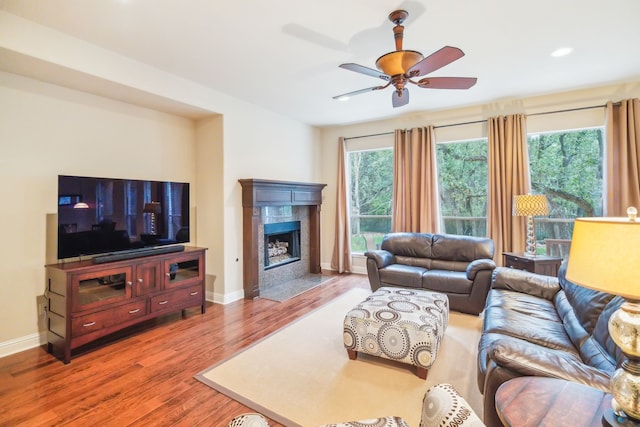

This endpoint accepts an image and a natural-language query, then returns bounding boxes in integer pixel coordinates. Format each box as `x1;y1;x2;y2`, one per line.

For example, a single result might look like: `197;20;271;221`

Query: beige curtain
392;127;440;233
330;137;352;273
487;114;530;264
606;99;640;216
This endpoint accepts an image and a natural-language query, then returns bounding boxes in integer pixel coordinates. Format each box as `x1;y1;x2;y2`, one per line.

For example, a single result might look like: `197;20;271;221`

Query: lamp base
525;215;537;255
604;409;640;426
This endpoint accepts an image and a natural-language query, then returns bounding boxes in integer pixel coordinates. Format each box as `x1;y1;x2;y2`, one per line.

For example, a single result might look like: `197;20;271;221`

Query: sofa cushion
581;296;624;373
486;335;607;389
379;264;426;288
380;232;433;258
431;234;494;261
558;263;617;335
394;255;433;269
422;270;472;294
483;289;576;353
429;259;469;272
491;267;560;300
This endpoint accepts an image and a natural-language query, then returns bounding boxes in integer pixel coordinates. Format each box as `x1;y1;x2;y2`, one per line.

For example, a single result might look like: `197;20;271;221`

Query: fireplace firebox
264;221;301;270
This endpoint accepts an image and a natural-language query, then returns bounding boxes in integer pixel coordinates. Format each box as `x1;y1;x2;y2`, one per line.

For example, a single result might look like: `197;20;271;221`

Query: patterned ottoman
343;287;449;379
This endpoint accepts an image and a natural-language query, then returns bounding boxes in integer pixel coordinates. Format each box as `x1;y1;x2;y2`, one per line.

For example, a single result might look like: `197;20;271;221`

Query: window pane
348;149;393;253
436;139;488;237
527;128;604;254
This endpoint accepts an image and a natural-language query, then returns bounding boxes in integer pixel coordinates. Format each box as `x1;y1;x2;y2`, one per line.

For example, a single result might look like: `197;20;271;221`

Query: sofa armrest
492;267;560;300
364;250;395;269
466;259;496;280
488;338;611;390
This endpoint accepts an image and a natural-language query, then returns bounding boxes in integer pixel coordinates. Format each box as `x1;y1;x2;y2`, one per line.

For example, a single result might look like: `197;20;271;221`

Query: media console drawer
45;246;207;363
150;284;203;313
71;300;147;337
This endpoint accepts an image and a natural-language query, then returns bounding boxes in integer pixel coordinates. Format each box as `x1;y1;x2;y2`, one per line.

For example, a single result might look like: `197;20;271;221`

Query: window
527;127;604;250
436;139;489;236
347;148;393;253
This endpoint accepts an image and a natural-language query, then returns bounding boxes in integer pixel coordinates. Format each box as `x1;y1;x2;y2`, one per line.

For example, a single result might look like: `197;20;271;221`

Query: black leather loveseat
477;263;624;427
364;232;496;315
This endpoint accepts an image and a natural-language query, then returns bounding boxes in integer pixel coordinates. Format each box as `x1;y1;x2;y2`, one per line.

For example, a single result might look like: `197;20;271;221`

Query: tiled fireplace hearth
238;179;327;299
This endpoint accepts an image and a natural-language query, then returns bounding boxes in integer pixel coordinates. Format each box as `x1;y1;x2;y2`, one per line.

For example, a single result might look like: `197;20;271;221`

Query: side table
503;252;563;277
495;377;611;427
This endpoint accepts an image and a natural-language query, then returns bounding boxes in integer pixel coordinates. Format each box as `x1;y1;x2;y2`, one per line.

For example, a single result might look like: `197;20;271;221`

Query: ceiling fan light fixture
375;50;423;76
333;10;476;107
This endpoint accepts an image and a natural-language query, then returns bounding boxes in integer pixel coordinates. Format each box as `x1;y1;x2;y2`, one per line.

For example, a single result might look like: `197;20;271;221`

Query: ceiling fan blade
417;77;478;89
339;63;391;81
333;86;384;100
392;89;409;108
407;46;465;78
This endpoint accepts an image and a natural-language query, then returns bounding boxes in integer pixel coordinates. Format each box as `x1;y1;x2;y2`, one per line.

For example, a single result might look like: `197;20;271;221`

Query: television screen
57;175;190;260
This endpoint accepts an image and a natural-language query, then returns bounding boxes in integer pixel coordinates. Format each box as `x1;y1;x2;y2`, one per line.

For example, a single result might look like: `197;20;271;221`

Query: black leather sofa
477;263;624;427
364;232;496;315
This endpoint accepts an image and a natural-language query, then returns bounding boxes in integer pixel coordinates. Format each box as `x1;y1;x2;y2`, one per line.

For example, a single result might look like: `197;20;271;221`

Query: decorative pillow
420;383;485;427
227;413;270;427
318;416;410;427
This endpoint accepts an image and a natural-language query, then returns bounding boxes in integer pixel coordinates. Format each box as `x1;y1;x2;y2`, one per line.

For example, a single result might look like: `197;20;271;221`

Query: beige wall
319;81;640;273
0;71;197;347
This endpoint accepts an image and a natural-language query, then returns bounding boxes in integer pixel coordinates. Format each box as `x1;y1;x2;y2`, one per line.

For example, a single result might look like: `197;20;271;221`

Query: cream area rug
196;288;483;426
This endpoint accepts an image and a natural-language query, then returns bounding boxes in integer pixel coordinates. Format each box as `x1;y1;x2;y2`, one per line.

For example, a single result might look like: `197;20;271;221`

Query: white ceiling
1;0;639;127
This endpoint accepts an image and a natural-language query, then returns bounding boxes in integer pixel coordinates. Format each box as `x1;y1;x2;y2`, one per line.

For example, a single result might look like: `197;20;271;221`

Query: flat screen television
57;175;190;260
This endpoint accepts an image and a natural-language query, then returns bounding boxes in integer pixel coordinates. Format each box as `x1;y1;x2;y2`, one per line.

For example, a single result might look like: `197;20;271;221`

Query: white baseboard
0;331;46;359
207;289;244;305
321;262;367;275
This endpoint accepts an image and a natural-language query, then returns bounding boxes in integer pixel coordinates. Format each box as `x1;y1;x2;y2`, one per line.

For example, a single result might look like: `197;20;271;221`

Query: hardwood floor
0;274;369;427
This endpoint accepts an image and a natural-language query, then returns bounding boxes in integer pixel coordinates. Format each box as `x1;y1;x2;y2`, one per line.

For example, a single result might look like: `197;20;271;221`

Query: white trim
350;265;367;275
0;331;46;359
207;289;244;305
321;262;367;275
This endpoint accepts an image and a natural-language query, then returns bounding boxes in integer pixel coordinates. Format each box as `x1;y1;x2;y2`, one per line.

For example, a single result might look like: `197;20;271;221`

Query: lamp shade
566;217;640;300
143;202;161;214
512;194;549;217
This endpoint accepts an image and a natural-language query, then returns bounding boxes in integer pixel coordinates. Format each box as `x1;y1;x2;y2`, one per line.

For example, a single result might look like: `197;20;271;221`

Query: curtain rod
343;103;613;140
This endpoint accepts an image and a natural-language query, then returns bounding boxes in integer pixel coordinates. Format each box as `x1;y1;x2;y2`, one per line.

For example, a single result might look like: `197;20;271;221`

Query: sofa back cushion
431;234;494;262
381;232;434;258
380;232;494;263
557;262;624;372
558;262;616;334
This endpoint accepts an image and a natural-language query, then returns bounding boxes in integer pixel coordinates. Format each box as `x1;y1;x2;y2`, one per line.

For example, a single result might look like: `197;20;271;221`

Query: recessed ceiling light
551;47;573;58
337;96;350;102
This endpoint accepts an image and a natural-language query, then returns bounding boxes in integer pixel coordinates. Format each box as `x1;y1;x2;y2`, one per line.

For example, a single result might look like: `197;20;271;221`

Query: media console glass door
72;267;132;311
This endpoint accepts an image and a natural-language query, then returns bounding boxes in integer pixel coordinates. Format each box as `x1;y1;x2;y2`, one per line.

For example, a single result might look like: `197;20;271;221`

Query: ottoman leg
346;349;357;360
416;366;428;380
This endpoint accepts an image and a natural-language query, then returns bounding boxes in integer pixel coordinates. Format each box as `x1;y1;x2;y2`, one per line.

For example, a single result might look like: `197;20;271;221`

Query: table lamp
143;202;162;235
512;194;549;255
566;207;640;425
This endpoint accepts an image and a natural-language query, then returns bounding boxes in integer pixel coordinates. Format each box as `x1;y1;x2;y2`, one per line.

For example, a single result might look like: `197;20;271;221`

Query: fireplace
264;221;301;269
238;179;326;299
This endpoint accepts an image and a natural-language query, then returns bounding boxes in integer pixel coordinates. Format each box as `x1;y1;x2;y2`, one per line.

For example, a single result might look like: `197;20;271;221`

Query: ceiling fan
333;10;477;108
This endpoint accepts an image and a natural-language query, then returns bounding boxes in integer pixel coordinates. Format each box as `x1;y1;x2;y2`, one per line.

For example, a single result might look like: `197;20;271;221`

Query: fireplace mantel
238;179;327;298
